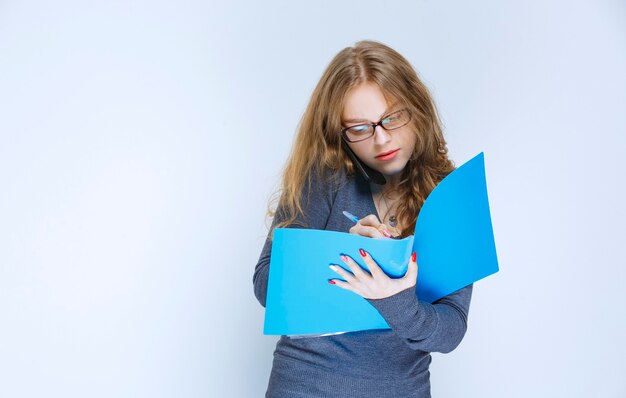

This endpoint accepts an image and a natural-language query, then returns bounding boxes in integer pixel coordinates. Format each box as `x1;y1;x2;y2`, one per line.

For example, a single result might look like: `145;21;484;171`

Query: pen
342;211;360;223
342;211;394;238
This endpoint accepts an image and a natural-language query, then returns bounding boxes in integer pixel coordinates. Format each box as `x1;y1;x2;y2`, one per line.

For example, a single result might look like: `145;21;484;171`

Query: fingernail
340;255;348;262
382;230;392;238
328;280;336;285
359;248;366;257
329;265;337;271
411;252;416;262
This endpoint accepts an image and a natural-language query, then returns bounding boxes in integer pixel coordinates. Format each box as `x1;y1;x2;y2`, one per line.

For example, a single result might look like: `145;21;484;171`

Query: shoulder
306;165;351;200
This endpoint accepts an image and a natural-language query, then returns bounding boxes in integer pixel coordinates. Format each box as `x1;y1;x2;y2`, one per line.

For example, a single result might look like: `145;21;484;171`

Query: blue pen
342;211;360;223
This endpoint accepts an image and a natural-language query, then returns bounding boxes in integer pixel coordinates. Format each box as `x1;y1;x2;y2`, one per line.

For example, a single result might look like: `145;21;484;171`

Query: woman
253;40;473;398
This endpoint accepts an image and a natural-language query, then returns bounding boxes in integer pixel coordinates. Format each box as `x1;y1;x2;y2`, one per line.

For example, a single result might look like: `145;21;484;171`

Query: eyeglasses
339;108;411;143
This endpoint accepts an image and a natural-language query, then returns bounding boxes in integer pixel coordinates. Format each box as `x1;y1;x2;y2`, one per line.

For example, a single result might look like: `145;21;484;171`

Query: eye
348;124;369;132
382;113;400;124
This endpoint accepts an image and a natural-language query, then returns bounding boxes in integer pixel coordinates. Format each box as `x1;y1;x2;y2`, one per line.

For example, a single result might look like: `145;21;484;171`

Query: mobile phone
341;139;387;185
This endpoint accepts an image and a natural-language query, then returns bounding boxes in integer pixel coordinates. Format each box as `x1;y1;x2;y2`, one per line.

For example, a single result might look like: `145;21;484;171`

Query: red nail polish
328;280;336;285
411;252;416;262
359;249;366;257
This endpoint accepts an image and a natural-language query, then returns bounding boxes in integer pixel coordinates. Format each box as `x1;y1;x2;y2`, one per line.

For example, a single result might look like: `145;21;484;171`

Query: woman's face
341;82;416;184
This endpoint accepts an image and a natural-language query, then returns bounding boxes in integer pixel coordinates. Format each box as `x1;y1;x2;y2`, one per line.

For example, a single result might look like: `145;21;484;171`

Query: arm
252;170;337;307
366;283;473;353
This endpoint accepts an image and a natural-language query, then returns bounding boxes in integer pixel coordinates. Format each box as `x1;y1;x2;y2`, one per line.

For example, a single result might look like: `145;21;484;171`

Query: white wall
1;0;624;396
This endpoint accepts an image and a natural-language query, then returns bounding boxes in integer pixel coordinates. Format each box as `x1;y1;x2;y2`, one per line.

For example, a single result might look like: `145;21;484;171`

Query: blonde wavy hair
265;40;455;241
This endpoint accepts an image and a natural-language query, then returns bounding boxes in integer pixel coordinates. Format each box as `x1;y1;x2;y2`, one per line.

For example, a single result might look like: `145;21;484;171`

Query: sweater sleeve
366;283;473;353
252;170;337;308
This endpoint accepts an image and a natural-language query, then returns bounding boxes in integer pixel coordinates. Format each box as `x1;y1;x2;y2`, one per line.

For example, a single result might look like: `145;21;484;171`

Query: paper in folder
263;152;499;336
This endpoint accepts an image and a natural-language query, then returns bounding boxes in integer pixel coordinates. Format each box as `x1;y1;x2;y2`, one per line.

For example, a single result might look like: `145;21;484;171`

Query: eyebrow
342;104;400;124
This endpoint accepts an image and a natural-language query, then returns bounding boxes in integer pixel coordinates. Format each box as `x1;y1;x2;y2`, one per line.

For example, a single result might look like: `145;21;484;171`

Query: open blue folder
264;152;499;336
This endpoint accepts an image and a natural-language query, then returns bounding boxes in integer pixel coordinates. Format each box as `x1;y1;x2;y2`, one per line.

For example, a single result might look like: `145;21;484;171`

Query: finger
329;264;356;283
357;248;386;279
328;278;353;292
377;224;393;238
403;251;418;283
358;214;383;227
359;215;393;238
357;214;393;237
349;224;385;239
340;254;371;280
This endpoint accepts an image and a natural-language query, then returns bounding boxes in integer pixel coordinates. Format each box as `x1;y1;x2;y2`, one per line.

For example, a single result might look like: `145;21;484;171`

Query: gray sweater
253;167;473;398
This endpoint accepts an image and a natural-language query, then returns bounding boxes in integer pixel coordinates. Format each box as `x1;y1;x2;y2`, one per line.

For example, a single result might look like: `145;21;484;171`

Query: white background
1;0;625;397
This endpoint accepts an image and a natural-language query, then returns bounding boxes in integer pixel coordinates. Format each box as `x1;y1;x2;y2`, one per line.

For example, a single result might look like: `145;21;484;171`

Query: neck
388;172;404;191
370;178;400;200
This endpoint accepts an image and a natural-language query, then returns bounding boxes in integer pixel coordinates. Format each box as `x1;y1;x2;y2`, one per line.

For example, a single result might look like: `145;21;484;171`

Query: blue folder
264;152;499;336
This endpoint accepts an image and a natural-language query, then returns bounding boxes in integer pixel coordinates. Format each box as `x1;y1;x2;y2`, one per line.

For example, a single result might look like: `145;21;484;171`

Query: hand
349;214;394;239
328;249;418;300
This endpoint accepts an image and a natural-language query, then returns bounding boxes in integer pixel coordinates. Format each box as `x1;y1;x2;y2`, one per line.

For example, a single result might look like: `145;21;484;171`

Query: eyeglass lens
344;109;409;142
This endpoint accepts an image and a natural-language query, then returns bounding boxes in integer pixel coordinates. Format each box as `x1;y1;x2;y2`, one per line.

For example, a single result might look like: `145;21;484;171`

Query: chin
382;163;407;177
367;159;406;179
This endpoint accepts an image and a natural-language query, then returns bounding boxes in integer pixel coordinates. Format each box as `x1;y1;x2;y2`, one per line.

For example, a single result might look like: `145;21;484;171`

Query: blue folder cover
264;152;499;336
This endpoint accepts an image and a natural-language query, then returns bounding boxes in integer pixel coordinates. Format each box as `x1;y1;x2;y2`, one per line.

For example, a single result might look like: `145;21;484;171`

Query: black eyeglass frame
339;108;412;143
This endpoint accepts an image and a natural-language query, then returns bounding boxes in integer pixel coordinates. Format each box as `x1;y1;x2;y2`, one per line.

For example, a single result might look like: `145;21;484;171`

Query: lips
375;149;399;158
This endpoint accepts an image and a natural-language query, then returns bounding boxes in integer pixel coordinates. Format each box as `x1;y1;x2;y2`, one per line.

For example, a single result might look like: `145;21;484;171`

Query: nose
373;125;391;146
